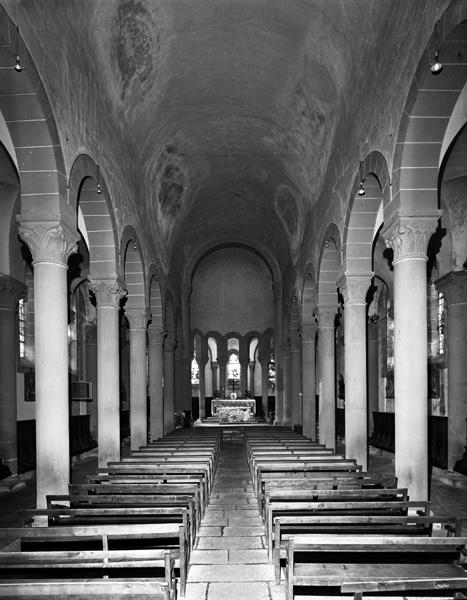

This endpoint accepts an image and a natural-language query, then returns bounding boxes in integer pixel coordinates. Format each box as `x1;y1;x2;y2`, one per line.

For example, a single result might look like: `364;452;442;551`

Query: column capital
18;220;79;266
211;361;219;371
147;325;165;344
316;306;335;329
301;322;317;340
382;212;441;263
0;274;27;309
89;278;127;309
436;270;467;305
339;274;372;306
126;308;150;330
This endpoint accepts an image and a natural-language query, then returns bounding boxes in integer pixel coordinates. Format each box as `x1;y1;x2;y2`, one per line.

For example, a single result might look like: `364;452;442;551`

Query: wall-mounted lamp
14;25;23;72
430;50;443;74
96;165;102;195
325;240;329;248
357;160;365;196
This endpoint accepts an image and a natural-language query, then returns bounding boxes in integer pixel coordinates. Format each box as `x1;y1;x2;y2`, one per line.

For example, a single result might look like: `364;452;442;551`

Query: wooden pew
0;522;187;596
285;534;467;600
342;575;467;599
273;514;461;583
0;544;176;599
69;481;203;525
47;493;198;544
264;488;411;558
253;459;361;498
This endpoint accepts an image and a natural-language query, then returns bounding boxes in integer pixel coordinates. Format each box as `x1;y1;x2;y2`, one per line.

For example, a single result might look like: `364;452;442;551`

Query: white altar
211;398;256;423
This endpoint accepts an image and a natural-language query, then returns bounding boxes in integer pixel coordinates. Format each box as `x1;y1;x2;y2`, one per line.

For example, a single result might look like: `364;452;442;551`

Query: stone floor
0;428;466;599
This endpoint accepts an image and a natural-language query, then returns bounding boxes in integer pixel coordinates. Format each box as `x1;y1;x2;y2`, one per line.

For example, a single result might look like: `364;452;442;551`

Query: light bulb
14;55;23;72
431;51;443;74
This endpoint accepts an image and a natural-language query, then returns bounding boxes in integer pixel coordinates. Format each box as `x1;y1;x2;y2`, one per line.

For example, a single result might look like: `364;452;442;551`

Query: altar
211;398;256;423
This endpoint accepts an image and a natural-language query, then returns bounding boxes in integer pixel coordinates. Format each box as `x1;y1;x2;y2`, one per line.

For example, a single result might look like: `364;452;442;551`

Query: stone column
18;221;78;508
198;343;209;420
85;322;98;440
126;309;149;451
367;317;379;438
248;361;256;396
290;334;302;428
148;325;164;442
0;275;27;476
259;358;269;418
317;307;336;450
302;322;317;441
340;275;371;471
281;340;291;427
211;361;219;397
239;340;249;396
436;271;467;471
384;214;439;501
163;336;176;434
217;351;227;398
89;279;127;468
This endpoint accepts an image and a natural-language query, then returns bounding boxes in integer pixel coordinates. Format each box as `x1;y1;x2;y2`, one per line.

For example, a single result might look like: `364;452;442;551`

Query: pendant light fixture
357;161;365;196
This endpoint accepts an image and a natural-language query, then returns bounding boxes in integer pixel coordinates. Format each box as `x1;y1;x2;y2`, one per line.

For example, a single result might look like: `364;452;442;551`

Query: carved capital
382;213;440;263
18;220;79;266
316;307;335;329
126;308;150;330
147;325;165;344
89;278;127;308
436;271;467;306
339;274;372;306
211;361;219;371
0;275;27;310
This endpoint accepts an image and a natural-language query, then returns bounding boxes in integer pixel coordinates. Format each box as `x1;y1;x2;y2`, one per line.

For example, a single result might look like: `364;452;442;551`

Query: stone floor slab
198;526;222;536
197;536;263;550
206;581;271;600
228;548;268;562
190;549;229;564
223;525;264;536
184;582;208;600
188;564;275;582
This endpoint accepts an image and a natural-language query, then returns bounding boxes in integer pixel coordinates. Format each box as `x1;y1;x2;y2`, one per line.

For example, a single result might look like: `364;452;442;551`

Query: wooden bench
0;521;188;596
47;493;198;545
342;575;467;599
264;488;411;558
254;460;361;498
273;514;460;583
69;481;203;524
113;459;213;492
0;537;176;599
285;534;467;600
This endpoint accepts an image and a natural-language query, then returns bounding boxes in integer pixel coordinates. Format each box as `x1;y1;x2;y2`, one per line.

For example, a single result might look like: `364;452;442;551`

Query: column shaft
148;329;164;441
317;309;336;450
290;342;302;428
281;343;291;426
367;319;379;439
129;327;148;450
164;341;176;433
261;362;269;418
302;323;317;440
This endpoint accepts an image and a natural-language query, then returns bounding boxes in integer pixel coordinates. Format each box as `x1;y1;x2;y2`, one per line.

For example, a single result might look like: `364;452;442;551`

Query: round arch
317;224;342;307
69;154;119;281
120;226;146;312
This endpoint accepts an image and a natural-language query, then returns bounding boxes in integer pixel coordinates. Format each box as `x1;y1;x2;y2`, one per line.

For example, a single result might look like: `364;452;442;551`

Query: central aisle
185;429;282;600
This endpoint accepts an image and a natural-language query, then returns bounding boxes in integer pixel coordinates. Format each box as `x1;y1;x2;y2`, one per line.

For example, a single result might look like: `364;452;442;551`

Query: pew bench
266;499;430;561
285;534;467;600
47;493;197;541
0;521;188;596
273;515;460;583
0;546;176;599
69;481;203;524
254;460;362;498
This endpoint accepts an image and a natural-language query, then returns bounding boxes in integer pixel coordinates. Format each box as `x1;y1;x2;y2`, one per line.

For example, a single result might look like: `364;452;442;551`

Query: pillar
249;361;256;396
302;322;317;440
273;283;283;425
148;325;164;441
367;316;379;438
89;279;127;468
317;307;336;450
260;358;269;418
436;271;467;471
281;340;291;427
163;336;176;434
18;221;78;508
198;343;209;420
290;334;302;428
218;350;227;398
340;275;371;471
240;340;249;396
211;361;219;398
127;309;149;451
0;275;27;476
384;214;439;501
85;322;98;440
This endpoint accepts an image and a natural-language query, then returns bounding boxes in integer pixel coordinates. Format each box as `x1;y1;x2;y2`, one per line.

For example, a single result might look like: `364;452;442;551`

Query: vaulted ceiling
3;0;448;281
